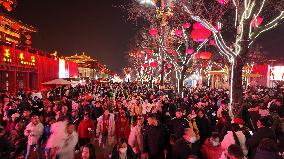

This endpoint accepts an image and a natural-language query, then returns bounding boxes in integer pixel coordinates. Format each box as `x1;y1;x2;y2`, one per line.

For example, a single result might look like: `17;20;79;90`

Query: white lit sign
270;66;284;81
59;59;70;78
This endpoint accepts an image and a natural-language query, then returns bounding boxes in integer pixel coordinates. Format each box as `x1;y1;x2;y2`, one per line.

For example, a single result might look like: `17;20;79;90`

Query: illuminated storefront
0;44;78;92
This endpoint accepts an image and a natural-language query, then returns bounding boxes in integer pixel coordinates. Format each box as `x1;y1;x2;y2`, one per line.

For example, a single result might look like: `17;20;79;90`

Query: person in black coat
167;108;189;139
195;109;211;144
247;117;276;158
254;138;282;159
143;114;169;159
172;128;202;159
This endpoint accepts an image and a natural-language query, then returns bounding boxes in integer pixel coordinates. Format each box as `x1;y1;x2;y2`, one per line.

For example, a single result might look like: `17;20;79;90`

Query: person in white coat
24;115;44;159
57;123;78;159
128;117;144;155
221;123;248;157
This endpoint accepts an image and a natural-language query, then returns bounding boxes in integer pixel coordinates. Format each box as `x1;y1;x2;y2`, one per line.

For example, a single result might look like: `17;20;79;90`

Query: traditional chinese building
66;52;110;79
0;0;78;92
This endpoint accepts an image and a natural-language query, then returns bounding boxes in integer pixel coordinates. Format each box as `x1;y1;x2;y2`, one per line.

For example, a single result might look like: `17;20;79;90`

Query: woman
81;144;96;159
111;138;135;159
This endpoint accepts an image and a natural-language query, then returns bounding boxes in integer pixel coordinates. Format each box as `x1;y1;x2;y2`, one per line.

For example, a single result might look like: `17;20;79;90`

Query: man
247;116;276;158
24;115;44;159
91;101;104;121
223;144;246;159
128;117;144;156
173;128;201;159
143;114;169;159
57;123;78;159
168;108;189;139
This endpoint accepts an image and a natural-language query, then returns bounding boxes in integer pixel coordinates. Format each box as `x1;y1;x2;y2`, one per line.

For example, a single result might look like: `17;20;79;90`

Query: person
143;113;169;159
78;112;95;147
168;108;189;139
195;109;211;144
96;109;116;158
221;123;248;156
201;132;224;159
254;138;282;159
128;116;144;156
56;123;78;159
24;115;44;159
81;143;96;159
221;144;247;159
111;138;135;159
115;110;131;141
247;116;276;158
173;128;201;159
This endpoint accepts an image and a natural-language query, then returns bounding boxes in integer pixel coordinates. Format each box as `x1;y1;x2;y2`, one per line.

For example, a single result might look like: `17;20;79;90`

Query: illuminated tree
177;0;284;115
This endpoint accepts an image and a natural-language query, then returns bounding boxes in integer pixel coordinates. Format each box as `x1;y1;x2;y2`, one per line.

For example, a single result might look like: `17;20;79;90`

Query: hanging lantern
193;22;206;29
25;34;32;39
3;2;12;12
25;40;32;45
217;0;229;4
194;52;212;60
209;40;216;45
12;23;20;30
174;29;183;36
146;49;153;54
167;63;172;69
191;28;212;42
149;28;158;36
150;61;159;67
142;63;148;68
251;16;263;27
184;23;191;29
186;49;195;55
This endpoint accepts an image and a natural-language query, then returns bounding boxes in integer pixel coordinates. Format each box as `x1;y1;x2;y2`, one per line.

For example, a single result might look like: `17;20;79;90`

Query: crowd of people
0;81;283;159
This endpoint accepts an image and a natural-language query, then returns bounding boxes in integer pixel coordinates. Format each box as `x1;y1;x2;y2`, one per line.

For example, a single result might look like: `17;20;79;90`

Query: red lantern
3;2;12;12
193;22;206;29
209;40;216;45
191;28;212;42
194;52;212;60
251;16;263;27
175;29;183;36
25;34;32;39
12;23;20;30
146;49;153;54
25;40;32;45
217;0;229;4
167;63;172;69
142;63;148;68
186;49;194;55
184;23;191;29
149;28;158;36
150;61;159;68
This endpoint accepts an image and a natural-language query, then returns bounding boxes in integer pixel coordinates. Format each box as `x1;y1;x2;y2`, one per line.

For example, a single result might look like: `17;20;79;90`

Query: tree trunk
178;67;187;94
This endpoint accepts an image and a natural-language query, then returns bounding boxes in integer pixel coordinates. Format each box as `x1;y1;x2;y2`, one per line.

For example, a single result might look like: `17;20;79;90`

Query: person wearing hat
167;108;189;139
77;112;95;147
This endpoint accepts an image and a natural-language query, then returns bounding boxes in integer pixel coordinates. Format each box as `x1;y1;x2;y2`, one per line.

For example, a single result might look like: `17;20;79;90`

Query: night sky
6;0;284;73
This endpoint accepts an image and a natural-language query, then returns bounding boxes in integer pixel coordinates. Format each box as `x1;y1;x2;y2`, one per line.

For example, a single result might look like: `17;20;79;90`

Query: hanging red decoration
12;23;20;30
193;22;206;29
167;49;173;53
184;23;191;29
164;68;168;72
217;0;229;4
175;29;183;36
149;28;158;36
25;40;32;45
145;49;154;54
150;61;159;68
191;28;212;42
25;34;32;39
209;40;216;45
3;2;12;12
194;52;212;60
186;49;194;55
167;63;172;69
251;16;263;27
142;63;148;68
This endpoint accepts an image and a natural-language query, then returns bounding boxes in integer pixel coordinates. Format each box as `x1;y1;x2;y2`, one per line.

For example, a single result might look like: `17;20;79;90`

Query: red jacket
201;139;224;159
115;118;130;140
77;119;95;139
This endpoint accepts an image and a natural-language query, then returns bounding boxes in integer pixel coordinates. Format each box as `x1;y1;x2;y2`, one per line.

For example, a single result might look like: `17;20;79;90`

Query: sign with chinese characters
19;52;36;66
3;48;12;63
